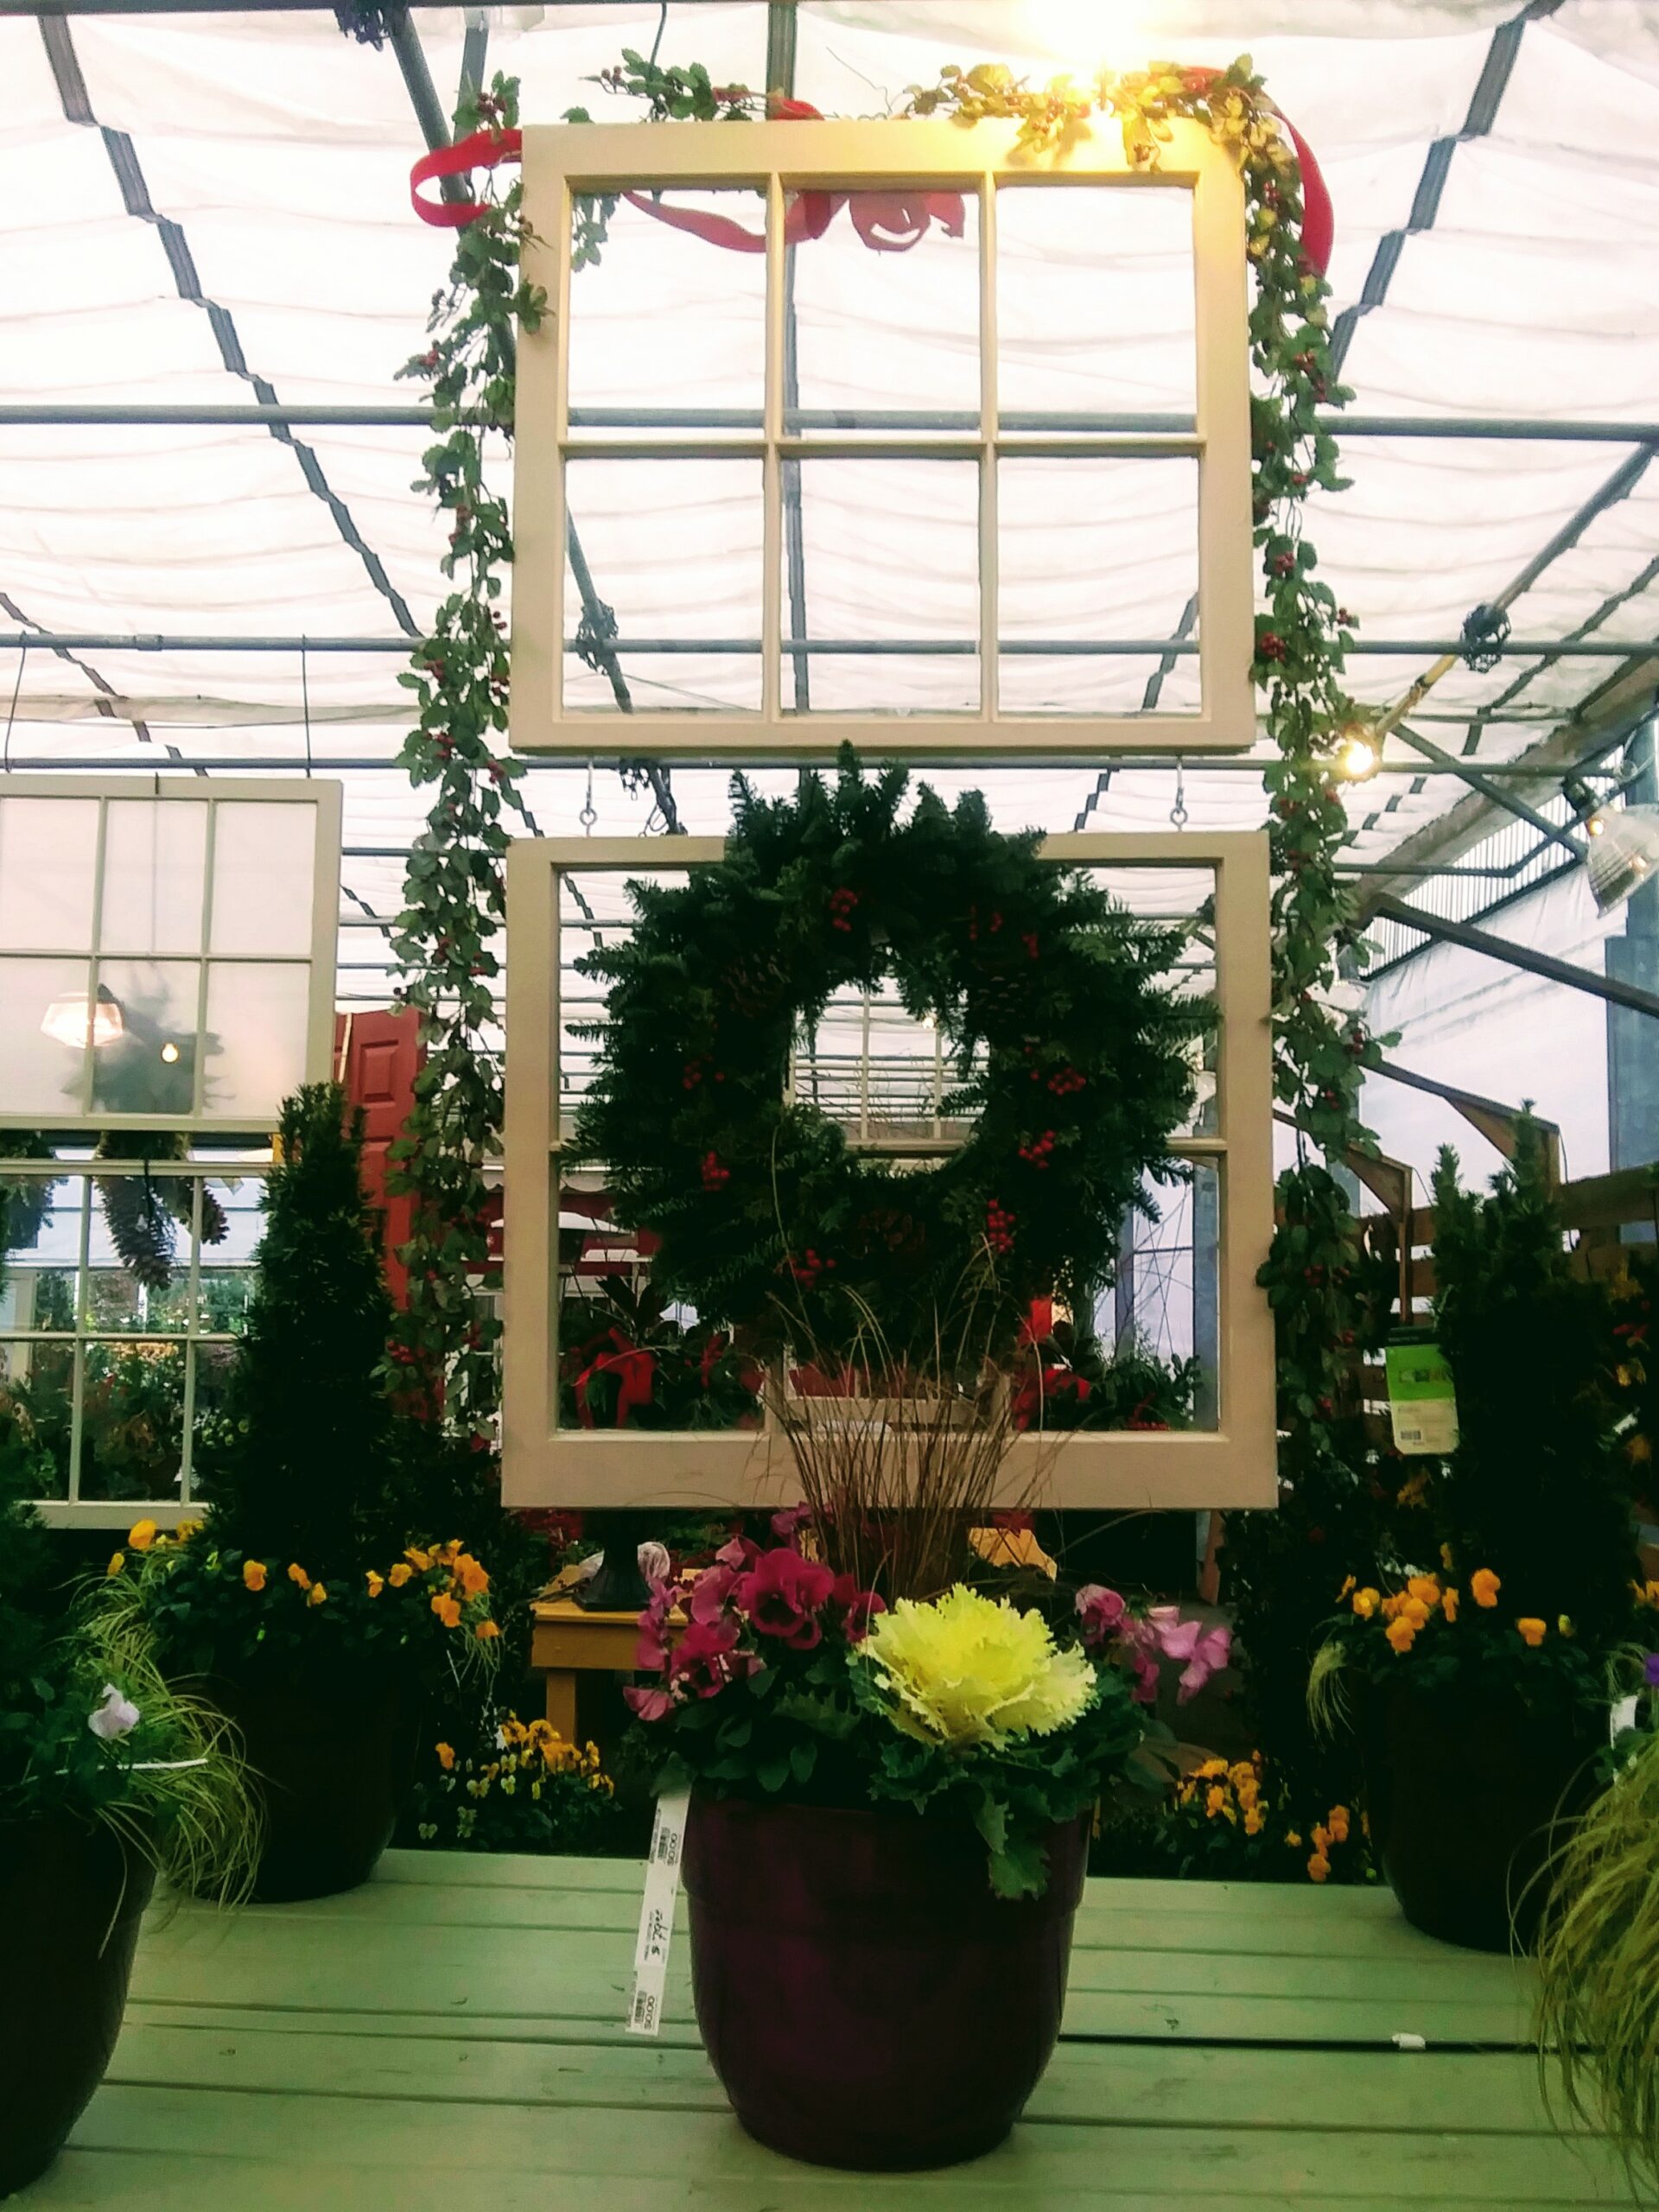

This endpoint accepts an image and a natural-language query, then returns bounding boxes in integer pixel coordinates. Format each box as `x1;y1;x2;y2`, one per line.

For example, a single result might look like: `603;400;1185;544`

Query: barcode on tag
625;1787;690;2038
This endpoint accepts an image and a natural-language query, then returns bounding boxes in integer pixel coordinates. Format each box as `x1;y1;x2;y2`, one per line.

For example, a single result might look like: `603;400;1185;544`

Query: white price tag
625;1787;690;2037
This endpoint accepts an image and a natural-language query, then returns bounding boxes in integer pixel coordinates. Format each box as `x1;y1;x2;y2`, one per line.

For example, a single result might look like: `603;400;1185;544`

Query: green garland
573;754;1203;1352
390;75;542;1447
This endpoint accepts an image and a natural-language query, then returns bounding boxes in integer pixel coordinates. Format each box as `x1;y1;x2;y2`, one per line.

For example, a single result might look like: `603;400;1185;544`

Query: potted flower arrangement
1309;1120;1648;1949
404;1709;624;1853
0;1463;255;2195
626;1446;1227;2171
114;1085;504;1902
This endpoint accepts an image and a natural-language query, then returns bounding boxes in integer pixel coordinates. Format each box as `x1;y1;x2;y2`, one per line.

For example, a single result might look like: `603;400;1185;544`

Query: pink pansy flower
830;1573;886;1643
669;1616;757;1700
733;1548;836;1649
1076;1584;1128;1650
1146;1606;1233;1702
623;1683;674;1722
770;1503;815;1548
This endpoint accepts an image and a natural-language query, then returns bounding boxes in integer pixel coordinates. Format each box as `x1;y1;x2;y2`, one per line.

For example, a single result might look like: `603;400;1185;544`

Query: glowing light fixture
160;1041;181;1065
1332;722;1382;781
39;986;124;1051
1586;804;1659;913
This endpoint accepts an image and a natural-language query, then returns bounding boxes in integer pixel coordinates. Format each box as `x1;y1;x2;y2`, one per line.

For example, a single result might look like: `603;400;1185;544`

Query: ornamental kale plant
625;1522;1230;1897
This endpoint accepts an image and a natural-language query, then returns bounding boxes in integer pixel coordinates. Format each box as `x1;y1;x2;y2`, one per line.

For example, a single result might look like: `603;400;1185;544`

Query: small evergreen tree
202;1084;394;1565
1431;1115;1638;1648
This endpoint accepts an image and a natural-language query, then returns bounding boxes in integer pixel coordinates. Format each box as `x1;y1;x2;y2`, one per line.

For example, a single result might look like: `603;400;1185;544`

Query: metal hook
580;759;597;834
1170;754;1188;831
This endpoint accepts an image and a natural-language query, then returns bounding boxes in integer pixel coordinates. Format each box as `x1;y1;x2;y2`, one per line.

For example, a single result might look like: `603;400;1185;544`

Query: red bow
410;85;1330;279
572;1327;657;1428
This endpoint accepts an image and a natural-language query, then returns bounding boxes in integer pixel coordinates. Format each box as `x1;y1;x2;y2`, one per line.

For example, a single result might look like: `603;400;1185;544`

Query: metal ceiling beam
1389;721;1584;861
1369;893;1659;1020
6;405;1659;442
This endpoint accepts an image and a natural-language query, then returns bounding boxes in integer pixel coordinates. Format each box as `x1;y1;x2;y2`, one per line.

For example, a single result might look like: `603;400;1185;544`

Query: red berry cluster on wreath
1034;1065;1086;1096
682;1056;725;1091
829;887;860;932
1018;1130;1057;1169
985;1199;1015;1256
1021;931;1039;960
700;1151;731;1191
967;905;1004;943
785;1247;837;1287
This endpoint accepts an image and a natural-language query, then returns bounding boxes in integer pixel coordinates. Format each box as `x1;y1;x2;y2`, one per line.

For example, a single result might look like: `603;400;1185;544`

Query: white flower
87;1684;141;1741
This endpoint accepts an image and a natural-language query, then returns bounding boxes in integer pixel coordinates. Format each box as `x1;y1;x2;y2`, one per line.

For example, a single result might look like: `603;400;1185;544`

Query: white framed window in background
511;117;1254;760
0;1154;269;1527
0;778;340;1134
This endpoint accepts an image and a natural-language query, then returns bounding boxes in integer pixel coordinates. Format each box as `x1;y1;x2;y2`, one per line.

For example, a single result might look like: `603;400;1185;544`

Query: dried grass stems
1534;1729;1659;2192
769;1268;1057;1605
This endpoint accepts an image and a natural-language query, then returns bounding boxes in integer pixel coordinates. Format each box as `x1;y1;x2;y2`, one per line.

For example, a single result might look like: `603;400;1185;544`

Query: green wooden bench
25;1851;1628;2209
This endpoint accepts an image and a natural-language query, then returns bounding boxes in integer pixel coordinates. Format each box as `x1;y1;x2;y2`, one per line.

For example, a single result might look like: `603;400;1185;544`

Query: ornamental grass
1535;1726;1659;2189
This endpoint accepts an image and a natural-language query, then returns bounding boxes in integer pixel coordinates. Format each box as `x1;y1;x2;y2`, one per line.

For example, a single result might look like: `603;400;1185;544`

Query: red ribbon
410;83;1330;276
572;1328;658;1428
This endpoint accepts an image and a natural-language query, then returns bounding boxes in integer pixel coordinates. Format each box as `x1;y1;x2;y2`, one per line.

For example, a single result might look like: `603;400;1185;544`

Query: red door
334;1008;423;1305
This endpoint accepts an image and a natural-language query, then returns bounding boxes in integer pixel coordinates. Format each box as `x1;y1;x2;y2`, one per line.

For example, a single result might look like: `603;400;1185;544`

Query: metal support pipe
4;404;1659;441
1;631;1647;660
1390;721;1584;861
1370;892;1659;1019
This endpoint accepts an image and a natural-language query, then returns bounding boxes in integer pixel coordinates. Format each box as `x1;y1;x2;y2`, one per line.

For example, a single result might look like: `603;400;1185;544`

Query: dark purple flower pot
0;1815;156;2197
683;1795;1088;2171
1360;1680;1604;1952
213;1673;420;1904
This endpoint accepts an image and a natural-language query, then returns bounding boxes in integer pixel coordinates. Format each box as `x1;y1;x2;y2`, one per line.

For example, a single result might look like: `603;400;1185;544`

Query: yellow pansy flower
128;1518;158;1552
307;1582;327;1607
365;1569;385;1597
388;1562;414;1589
1385;1618;1416;1655
435;1742;455;1771
1441;1587;1459;1623
1351;1587;1380;1619
1516;1616;1547;1648
106;1552;125;1578
287;1562;311;1591
243;1560;268;1592
431;1592;462;1629
1471;1568;1501;1609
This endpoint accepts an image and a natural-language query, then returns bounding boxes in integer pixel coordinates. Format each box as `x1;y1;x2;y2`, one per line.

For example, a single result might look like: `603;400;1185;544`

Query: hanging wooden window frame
511;117;1255;761
0;774;341;1138
502;828;1276;1510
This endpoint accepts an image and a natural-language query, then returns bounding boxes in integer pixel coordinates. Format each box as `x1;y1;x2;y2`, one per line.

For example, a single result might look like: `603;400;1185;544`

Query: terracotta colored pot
1360;1680;1604;1951
215;1673;419;1904
683;1795;1088;2171
0;1815;156;2196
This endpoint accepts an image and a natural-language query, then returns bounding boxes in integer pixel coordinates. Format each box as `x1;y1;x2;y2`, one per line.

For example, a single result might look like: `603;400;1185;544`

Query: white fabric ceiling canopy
2;0;1656;1072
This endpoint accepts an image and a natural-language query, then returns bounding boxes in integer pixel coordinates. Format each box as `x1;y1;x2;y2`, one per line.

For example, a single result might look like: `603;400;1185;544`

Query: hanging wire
1170;754;1189;830
580;758;597;833
648;1;669;67
3;638;25;773
300;638;314;779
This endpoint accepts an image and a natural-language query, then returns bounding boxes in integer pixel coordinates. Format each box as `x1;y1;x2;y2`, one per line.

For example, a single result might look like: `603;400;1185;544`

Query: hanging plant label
626;1786;691;2037
1384;1337;1459;1456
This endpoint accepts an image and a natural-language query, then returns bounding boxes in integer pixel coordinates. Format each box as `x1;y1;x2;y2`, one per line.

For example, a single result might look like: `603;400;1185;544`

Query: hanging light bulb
39;986;124;1051
1332;721;1382;781
1586;804;1659;912
160;1041;181;1065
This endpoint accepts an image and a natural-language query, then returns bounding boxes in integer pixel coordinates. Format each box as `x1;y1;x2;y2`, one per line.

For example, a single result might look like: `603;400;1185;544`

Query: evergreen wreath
573;753;1204;1352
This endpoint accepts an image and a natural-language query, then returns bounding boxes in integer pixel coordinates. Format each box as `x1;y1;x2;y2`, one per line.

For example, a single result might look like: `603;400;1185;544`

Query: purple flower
1077;1584;1128;1652
87;1684;141;1741
1643;1650;1659;1690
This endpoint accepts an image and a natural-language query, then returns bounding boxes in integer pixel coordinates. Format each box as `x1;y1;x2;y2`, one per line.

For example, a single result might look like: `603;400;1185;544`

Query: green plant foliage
558;1276;763;1432
574;752;1203;1354
200;1084;396;1566
0;1464;258;1901
388;72;542;1455
1535;1724;1659;2190
1433;1118;1639;1645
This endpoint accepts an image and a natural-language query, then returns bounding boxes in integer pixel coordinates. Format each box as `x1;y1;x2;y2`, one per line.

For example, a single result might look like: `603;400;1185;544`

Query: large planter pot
683;1795;1088;2171
1360;1680;1603;1952
0;1815;156;2196
214;1673;419;1904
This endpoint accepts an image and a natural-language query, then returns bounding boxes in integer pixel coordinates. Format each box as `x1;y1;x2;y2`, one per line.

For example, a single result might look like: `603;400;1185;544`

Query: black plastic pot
0;1815;155;2196
1360;1679;1604;1951
214;1672;420;1904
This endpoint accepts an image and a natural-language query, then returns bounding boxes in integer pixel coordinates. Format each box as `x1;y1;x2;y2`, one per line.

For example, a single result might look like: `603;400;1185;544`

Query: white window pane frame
502;831;1275;1510
512;117;1255;761
0;777;340;1135
0;1156;268;1528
